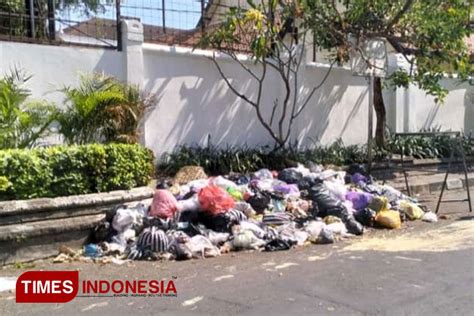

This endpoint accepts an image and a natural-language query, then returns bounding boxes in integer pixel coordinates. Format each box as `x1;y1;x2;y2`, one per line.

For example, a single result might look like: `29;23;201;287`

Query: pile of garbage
79;164;438;262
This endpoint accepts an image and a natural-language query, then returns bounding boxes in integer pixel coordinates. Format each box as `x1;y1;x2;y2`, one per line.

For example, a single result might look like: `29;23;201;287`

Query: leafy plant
0;144;154;201
57;73;153;145
158;134;473;176
0;69;57;150
199;0;333;148
303;0;473;146
0;0;25;37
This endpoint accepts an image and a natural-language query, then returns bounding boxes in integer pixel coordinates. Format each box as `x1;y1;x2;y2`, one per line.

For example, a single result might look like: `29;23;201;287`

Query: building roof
61;17;204;47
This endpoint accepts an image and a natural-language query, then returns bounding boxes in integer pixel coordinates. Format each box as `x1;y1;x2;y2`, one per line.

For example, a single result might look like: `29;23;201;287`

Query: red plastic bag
198;185;235;215
149;190;179;219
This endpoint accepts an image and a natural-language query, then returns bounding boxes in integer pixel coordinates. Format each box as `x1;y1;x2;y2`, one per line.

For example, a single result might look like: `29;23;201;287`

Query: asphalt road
1;190;473;316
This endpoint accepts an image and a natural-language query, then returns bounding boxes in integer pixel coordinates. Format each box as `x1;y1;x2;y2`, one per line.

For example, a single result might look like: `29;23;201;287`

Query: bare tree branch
222;51;260;81
293;61;335;119
210;55;257;108
269;99;278;127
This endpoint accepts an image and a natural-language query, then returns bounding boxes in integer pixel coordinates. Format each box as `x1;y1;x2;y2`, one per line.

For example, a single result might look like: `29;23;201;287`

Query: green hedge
0;144;154;201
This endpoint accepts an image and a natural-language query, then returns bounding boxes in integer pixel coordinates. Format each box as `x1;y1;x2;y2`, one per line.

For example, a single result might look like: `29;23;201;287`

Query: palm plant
57;73;152;145
0;69;57;149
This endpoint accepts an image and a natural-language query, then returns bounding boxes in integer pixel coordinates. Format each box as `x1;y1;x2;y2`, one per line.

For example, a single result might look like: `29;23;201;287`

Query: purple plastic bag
352;173;368;185
345;191;373;211
273;184;299;195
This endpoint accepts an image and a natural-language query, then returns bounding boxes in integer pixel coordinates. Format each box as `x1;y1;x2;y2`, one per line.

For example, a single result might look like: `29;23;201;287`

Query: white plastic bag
293;164;311;177
210;176;238;190
207;231;230;246
234;202;256;218
178;196;201;212
239;221;266;239
325;222;348;235
253;169;273;180
232;230;265;250
324;180;347;201
294;230;309;245
112;207;142;233
187;179;209;191
303;220;325;238
186;235;220;258
422;211;438;223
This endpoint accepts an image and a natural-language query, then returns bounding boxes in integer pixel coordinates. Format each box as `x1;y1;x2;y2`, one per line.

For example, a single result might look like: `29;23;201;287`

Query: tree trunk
373;76;386;147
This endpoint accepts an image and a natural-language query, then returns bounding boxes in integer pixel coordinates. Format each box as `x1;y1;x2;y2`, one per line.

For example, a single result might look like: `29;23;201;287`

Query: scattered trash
81;302;109;312
53;163;435;264
399;201;424;220
182;296;204;306
198;185;235;215
84;244;102;258
213;275;234;282
394;255;422;262
149;190;179;219
274;262;299;270
375;210;402;229
174;166;207;185
422;212;438;223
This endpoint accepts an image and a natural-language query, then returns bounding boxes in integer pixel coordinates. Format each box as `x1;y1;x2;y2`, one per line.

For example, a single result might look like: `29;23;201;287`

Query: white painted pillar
386;54;420;133
121;19;146;144
121;19;144;86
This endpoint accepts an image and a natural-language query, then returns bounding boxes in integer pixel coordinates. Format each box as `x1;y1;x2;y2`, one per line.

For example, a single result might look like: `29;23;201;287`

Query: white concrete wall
0;32;472;157
409;81;473;134
140;44;371;155
0;41;124;105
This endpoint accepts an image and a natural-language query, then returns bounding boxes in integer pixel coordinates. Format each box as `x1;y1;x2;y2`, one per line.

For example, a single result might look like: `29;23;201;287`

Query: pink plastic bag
198;185;235;215
149;189;179;219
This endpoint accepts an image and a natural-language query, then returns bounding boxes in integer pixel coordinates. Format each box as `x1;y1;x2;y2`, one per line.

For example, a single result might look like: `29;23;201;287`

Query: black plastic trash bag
105;205;122;222
226;173;251;185
354;208;376;227
308;183;342;215
90;220;115;243
247;191;271;214
277;169;303;184
264;238;296;251
211;213;235;232
156;179;173;190
346;164;367;176
143;216;174;231
325;206;364;235
297;176;321;191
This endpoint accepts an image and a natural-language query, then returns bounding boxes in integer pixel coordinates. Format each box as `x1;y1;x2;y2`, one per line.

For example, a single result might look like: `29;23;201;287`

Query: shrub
0;144;154;201
0;149;52;199
0;69;57;149
40;145;107;197
57;73;153;145
100;144;155;192
157;135;473;176
157;141;367;176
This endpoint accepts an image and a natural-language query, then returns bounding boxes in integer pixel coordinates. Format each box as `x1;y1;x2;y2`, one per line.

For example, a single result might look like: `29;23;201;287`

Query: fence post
116;0;122;51
8;7;12;40
47;0;55;40
201;0;205;33
162;0;166;33
24;0;35;38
